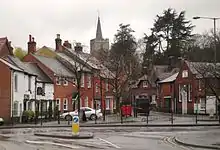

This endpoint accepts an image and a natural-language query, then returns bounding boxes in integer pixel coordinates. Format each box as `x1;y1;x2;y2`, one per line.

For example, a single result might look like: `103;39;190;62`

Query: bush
22;110;35;123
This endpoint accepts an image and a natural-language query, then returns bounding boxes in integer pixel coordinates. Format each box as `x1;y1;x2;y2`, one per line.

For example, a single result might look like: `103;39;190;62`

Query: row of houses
0;17;116;123
130;58;220;115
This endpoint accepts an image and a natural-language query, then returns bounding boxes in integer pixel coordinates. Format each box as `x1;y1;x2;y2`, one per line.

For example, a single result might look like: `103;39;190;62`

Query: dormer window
143;81;148;88
182;70;188;78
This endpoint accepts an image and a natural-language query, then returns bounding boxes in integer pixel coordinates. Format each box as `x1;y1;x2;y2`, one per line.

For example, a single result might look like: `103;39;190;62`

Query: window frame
81;73;85;87
105;80;109;92
56;98;61;111
63;78;68;86
182;70;188;78
56;77;61;85
84;96;89;107
87;74;91;88
14;74;18;92
63;98;68;110
143;81;148;88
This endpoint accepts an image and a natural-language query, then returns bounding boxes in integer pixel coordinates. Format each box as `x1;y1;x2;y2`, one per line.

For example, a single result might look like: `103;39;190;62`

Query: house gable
0;37;13;57
35;46;57;58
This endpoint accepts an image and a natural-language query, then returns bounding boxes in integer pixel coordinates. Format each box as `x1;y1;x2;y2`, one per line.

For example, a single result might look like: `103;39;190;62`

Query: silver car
60;107;103;121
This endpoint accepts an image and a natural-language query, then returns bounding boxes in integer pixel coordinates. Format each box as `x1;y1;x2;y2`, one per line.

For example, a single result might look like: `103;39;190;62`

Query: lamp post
193;16;220;119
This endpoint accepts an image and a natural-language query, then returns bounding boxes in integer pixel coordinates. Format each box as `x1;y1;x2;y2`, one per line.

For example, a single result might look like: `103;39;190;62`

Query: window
81;73;84;87
105;98;110;110
95;83;99;93
56;77;61;85
84;96;88;107
105;80;109;92
28;76;31;91
113;99;116;109
63;98;68;110
14;74;18;92
188;84;192;102
72;78;76;86
200;98;205;110
56;98;60;110
63;78;68;86
28;101;32;110
143;81;148;88
178;84;182;102
13;101;18;116
87;74;91;88
182;70;188;78
198;80;202;91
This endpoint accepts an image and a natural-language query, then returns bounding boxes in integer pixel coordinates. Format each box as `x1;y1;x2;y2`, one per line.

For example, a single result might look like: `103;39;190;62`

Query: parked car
60;107;103;121
0;117;4;125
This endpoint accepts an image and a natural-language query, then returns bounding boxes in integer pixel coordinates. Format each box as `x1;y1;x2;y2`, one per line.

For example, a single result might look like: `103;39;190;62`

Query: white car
0;117;4;125
60;107;103;121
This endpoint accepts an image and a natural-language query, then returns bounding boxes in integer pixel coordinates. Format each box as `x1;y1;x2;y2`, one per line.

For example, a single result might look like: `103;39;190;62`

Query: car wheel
0;122;3;126
90;114;97;121
65;115;72;121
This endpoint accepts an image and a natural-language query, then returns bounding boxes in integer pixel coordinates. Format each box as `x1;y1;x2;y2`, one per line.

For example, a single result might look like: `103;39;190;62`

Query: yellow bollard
72;116;79;136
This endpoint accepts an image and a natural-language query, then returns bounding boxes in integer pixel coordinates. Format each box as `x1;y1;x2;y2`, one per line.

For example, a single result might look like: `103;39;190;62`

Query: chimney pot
29;35;32;42
27;35;36;54
55;34;62;51
74;43;83;52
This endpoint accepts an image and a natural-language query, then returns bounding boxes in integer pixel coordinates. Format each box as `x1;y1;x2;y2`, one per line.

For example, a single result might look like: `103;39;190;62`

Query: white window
143;81;148;88
188;84;192;102
105;98;110;110
13;101;18;116
179;84;182;102
56;98;60;110
63;98;68;110
182;70;188;78
198;80;202;91
105;80;109;92
63;78;68;86
14;74;18;92
95;83;99;93
87;74;91;88
56;77;61;85
28;76;31;91
81;73;84;87
84;96;88;107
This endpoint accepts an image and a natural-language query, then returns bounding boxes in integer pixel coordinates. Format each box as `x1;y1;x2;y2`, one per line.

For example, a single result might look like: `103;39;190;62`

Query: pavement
174;129;220;149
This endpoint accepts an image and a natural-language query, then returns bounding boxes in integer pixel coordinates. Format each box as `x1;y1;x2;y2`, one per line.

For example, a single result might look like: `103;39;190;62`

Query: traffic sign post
72;116;79;136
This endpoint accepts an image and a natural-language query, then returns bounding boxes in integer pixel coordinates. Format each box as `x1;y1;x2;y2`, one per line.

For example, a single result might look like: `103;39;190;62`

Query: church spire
96;16;103;40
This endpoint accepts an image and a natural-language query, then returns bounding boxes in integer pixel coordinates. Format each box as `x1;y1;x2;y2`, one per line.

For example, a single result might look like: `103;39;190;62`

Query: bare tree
191;62;220;116
56;45;94;119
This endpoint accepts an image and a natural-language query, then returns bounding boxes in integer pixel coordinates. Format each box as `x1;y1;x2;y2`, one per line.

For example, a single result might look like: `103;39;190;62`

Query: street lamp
193;16;220;119
193;16;220;63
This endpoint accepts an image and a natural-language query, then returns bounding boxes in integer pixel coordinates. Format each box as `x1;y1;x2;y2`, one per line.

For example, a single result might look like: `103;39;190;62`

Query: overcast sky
1;0;220;52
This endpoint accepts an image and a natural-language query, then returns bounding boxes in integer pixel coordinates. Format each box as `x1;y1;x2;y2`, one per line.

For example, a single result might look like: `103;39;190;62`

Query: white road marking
98;138;121;149
25;140;80;149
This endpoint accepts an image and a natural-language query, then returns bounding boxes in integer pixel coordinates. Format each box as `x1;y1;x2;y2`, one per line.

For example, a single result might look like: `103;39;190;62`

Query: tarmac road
0;126;213;150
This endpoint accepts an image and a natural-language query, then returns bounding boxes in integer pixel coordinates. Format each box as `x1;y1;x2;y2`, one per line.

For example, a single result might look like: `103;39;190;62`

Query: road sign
72;116;79;136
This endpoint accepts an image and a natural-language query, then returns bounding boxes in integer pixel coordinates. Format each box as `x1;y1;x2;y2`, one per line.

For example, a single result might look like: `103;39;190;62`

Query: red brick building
23;35;114;113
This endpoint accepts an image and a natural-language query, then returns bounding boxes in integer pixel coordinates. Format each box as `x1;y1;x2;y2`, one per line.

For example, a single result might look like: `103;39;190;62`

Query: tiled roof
185;61;220;78
32;54;74;77
158;72;178;83
0;58;23;72
58;47;115;79
3;55;37;76
24;62;53;83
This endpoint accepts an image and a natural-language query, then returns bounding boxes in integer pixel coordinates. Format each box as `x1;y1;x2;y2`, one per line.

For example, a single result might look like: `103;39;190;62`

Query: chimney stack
27;35;36;54
63;40;72;49
74;43;83;52
55;34;62;51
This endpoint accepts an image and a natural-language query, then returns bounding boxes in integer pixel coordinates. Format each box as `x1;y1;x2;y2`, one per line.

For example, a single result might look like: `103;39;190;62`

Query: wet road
0;127;212;150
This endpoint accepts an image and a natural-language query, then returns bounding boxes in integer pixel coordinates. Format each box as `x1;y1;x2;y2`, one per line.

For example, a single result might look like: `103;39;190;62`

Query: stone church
90;17;109;60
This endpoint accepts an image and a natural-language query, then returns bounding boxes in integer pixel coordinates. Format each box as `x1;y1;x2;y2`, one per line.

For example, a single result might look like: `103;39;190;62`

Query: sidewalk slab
175;130;220;149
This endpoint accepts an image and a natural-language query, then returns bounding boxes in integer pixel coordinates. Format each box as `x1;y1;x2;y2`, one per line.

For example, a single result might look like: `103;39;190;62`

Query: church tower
90;16;109;59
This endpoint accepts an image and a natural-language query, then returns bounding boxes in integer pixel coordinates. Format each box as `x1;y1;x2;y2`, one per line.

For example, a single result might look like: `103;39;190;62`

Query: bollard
72;116;79;136
58;111;60;124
